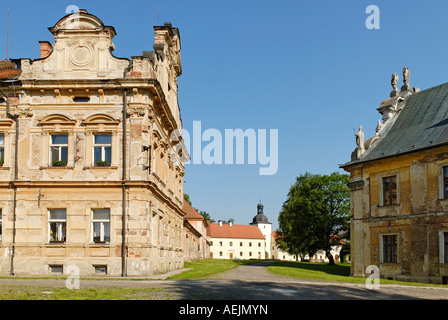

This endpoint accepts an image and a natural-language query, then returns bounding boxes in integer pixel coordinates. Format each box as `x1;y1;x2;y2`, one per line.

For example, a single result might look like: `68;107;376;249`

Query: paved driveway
1;261;447;300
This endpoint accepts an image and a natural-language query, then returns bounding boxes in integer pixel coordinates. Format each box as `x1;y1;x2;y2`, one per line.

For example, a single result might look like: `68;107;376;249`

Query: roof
0;60;20;79
251;213;270;224
342;82;448;167
207;223;265;240
182;200;204;220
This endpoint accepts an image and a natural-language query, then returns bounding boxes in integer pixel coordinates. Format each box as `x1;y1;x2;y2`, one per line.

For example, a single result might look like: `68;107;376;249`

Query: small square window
94;265;107;274
49;265;63;274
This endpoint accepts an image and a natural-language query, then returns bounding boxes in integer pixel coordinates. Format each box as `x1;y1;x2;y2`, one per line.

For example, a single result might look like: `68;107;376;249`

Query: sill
46;242;66;245
0;166;10;170
378;203;401;208
83;166;118;170
40;166;75;169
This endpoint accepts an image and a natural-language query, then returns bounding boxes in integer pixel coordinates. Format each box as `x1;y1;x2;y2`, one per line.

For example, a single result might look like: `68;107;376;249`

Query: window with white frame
50;134;68;166
0;134;4;166
49;209;66;243
92;209;110;243
93;134;112;166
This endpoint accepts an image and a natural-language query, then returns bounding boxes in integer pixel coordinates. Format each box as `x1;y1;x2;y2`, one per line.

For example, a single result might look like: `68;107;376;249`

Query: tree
183;193;192;206
199;210;215;223
278;172;350;265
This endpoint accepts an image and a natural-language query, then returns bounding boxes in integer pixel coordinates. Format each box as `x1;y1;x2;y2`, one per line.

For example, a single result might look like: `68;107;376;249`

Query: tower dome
251;202;270;224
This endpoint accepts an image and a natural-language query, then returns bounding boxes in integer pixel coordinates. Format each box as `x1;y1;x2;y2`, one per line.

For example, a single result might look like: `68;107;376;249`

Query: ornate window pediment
0;119;14;130
39;114;77;126
82;113;120;127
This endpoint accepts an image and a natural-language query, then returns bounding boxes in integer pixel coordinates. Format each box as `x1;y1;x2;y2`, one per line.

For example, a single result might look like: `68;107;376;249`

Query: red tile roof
0;60;20;79
182;200;205;220
208;223;265;239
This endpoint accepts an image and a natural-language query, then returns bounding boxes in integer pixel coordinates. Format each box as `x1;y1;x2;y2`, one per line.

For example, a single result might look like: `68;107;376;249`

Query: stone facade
0;10;188;277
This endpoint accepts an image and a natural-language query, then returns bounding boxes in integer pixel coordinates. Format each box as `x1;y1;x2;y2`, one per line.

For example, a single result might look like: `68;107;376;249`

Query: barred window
383;234;397;263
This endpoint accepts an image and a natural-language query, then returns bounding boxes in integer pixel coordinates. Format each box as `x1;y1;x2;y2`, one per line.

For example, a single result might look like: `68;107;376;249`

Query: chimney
229;221;232;227
218;220;222;227
39;41;52;59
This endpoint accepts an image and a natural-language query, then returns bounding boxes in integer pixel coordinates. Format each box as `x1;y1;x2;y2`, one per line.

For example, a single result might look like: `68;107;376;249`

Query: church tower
250;202;272;259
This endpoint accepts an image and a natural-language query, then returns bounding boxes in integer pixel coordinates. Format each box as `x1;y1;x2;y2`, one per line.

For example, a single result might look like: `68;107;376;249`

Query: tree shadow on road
163;278;426;300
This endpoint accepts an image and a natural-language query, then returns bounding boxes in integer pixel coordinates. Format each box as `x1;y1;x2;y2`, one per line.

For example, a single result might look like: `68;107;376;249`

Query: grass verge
0;286;171;300
168;258;261;280
266;261;448;287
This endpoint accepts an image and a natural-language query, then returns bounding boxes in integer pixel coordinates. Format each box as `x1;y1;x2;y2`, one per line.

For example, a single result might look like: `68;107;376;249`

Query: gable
20;10;129;80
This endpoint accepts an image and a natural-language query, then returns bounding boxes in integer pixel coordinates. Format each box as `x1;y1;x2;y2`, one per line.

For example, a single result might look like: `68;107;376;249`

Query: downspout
121;61;131;277
0;86;18;275
121;87;127;277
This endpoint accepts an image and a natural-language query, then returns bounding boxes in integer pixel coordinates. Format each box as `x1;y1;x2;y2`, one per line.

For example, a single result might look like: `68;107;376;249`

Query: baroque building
0;10;188;276
208;202;342;262
341;67;448;284
208;203;269;260
182;200;210;261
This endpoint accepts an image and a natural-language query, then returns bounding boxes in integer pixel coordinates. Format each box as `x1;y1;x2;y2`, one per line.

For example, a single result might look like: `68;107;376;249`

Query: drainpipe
0;86;18;276
122;88;127;277
121;60;132;277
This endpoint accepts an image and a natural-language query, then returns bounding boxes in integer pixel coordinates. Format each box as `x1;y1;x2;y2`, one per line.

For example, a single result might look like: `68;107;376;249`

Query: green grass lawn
1;259;445;299
168;258;261;280
0;286;171;300
266;260;447;287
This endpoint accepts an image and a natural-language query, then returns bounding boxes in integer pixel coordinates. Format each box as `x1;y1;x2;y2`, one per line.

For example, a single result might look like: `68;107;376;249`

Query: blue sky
1;0;448;230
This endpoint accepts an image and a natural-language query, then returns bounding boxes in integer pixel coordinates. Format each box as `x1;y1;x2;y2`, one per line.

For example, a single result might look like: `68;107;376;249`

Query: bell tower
250;201;272;259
